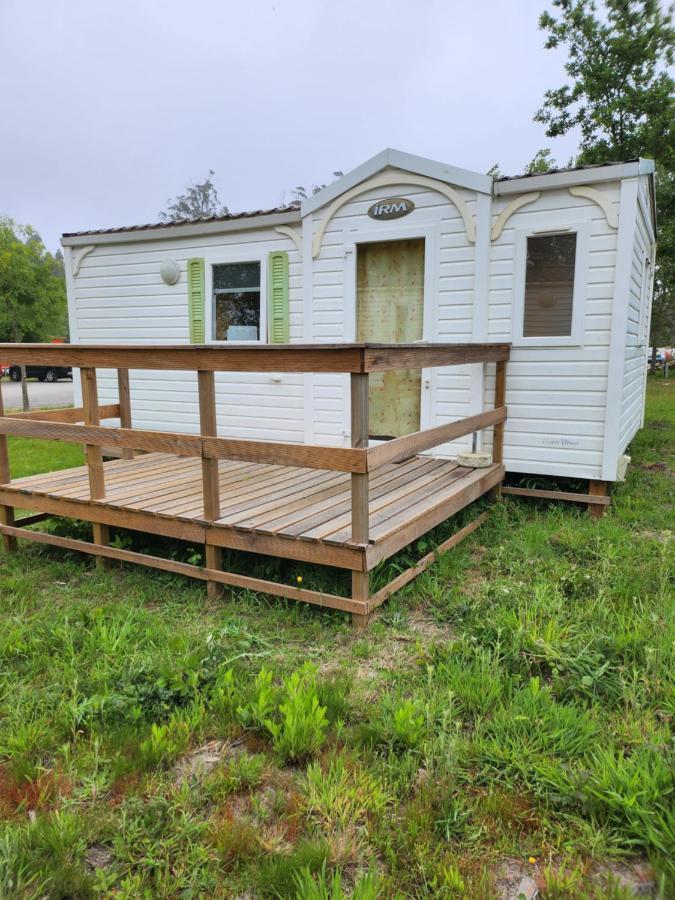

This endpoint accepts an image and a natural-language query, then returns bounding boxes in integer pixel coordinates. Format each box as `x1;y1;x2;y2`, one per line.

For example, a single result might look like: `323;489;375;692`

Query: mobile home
61;148;657;498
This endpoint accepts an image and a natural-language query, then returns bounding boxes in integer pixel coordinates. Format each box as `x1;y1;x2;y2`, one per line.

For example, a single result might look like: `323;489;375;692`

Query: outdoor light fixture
160;259;181;285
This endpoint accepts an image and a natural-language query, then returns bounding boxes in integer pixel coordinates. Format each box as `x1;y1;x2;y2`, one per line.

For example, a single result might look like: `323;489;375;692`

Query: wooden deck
0;341;509;624
1;452;504;572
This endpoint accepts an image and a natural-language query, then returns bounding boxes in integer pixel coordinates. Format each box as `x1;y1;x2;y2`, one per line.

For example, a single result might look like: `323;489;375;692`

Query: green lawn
0;378;672;898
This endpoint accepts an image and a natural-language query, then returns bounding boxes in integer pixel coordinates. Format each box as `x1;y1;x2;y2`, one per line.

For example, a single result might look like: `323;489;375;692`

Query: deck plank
2;453;502;569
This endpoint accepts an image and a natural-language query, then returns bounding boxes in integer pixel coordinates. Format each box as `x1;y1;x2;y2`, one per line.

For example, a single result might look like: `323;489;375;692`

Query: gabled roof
300;148;493;216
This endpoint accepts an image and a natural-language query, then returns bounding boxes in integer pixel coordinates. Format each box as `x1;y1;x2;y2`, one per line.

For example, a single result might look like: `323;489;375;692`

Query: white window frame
206;254;268;344
512;221;591;348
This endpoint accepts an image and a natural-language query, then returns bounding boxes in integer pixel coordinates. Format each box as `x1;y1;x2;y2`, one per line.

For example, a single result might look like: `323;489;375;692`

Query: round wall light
160;259;181;285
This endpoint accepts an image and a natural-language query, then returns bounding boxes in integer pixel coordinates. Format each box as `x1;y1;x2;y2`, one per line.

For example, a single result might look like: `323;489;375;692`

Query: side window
523;233;576;338
212;262;261;341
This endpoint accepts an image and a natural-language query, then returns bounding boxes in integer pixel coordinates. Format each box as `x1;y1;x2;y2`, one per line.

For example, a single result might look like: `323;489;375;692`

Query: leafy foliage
0;218;67;342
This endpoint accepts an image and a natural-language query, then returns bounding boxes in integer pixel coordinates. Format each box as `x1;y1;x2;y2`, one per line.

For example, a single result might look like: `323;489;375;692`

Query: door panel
356;238;424;438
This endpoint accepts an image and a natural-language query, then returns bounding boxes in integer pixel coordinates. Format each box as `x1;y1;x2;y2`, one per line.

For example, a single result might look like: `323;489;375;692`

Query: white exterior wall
618;175;653;453
485;183;621;480
69;227;305;442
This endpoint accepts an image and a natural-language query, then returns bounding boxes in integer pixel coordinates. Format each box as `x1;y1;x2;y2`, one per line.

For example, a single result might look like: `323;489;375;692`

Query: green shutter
267;251;289;343
187;257;205;343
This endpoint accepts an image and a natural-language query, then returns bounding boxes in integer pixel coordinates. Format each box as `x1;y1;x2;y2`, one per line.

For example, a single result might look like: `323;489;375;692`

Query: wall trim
311;172;476;258
491;193;540;241
602;177;639;480
275;225;303;257
569;186;618;229
71;245;96;275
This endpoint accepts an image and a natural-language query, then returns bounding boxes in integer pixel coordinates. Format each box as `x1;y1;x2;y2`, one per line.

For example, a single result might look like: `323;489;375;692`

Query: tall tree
535;0;675;351
0;218;67;409
159;170;228;222
291;171;344;203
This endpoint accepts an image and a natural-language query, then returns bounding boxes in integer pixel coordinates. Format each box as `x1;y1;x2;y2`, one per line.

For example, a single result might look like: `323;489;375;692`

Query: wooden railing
0;342;509;599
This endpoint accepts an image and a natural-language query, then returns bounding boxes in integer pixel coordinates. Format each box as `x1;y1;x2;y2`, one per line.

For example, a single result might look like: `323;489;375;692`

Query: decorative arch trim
275;225;303;257
72;244;96;275
311;171;476;258
568;185;618;229
491;193;540;241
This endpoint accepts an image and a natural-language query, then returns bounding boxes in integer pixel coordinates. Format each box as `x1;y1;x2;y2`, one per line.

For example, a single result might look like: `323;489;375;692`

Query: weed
256;839;330;897
303;753;389;859
290;863;382;899
266;666;329;763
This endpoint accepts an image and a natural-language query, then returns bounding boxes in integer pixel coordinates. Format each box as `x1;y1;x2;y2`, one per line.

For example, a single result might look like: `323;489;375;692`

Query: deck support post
0;383;16;552
350;373;370;627
588;479;608;518
117;368;134;459
81;367;109;567
491;359;506;497
198;371;222;600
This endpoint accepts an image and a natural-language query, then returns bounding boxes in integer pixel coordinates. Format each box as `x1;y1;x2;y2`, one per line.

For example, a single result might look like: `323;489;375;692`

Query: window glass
523;233;576;337
213;262;260;341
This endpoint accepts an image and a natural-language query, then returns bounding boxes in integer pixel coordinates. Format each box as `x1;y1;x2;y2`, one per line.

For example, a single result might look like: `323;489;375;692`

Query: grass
0;376;672;898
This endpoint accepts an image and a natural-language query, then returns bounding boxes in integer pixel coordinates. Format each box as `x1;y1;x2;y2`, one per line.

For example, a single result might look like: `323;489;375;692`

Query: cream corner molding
568;186;618;229
71;245;96;276
311;172;476;258
491;193;541;241
275;225;303;257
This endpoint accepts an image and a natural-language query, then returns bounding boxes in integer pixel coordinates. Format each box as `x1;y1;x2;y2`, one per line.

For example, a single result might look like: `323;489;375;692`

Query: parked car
7;365;72;383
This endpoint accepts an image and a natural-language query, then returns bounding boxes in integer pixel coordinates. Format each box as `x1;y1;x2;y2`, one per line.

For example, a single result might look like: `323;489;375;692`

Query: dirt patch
173;738;246;783
321;608;454;684
494;859;540;899
494;857;657;899
85;844;114;871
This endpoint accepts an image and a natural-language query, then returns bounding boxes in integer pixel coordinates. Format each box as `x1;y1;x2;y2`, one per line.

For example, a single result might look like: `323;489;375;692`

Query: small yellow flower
296;575;303;584
528;857;537;865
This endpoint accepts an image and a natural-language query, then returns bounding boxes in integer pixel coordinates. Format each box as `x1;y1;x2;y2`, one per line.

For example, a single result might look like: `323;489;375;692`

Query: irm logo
367;197;415;220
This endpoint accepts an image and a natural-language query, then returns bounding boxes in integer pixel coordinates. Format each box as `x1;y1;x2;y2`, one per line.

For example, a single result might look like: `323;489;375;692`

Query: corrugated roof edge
495;159;638;181
61;203;301;239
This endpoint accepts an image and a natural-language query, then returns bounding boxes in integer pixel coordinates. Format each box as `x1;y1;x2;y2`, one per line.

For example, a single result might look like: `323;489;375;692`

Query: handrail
0;342;509;596
367;406;507;470
0;341;510;373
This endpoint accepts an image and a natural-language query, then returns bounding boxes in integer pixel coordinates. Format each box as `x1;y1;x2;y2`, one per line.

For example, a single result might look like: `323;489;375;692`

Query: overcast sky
1;0;581;252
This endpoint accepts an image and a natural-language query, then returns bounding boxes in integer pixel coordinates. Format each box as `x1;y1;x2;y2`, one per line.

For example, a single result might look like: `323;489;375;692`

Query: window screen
213;262;261;341
523;233;576;337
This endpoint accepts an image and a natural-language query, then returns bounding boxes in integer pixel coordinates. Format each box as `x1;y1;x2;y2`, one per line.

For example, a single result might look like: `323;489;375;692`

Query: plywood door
356;239;424;438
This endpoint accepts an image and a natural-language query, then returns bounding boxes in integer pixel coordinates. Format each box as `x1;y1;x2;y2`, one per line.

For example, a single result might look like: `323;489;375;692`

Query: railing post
198;370;222;601
491;359;507;500
350;372;370;627
0;382;16;552
81;367;109;566
492;359;506;465
117;368;134;460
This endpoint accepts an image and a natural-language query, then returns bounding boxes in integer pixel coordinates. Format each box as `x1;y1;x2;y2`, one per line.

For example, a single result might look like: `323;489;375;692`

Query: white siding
485;183;621;479
618;176;652;453
71;227;305;442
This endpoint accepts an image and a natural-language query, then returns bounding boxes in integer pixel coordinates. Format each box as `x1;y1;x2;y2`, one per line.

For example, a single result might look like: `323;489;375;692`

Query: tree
0;218;67;409
535;0;675;351
291;171;344;203
525;148;558;173
159;170;228;222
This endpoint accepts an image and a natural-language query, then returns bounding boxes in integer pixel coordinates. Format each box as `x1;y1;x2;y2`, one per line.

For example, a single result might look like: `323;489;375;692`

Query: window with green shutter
187;257;206;343
267;251;289;344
